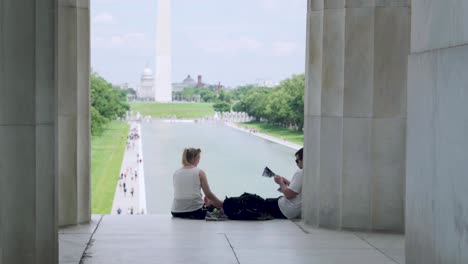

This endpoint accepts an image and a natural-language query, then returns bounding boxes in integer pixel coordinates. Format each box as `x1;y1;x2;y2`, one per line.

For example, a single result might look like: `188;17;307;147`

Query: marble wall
57;0;91;226
303;0;409;232
406;0;468;263
0;0;58;263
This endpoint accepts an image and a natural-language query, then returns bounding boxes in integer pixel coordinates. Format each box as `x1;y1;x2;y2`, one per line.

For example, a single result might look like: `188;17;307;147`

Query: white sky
91;0;307;87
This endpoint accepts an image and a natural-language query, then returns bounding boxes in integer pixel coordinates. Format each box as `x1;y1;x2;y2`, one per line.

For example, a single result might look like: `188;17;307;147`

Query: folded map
262;166;276;178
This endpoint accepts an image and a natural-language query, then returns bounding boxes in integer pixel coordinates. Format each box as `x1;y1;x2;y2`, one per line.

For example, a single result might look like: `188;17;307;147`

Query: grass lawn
91;121;129;214
130;102;214;119
237;121;304;145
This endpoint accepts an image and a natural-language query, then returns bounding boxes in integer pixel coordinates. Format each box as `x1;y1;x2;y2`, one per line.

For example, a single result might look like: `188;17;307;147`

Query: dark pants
171;205;215;220
171;208;206;219
265;198;287;219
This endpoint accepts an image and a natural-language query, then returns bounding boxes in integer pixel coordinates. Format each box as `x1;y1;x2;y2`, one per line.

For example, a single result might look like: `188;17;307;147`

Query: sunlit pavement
59;215;404;264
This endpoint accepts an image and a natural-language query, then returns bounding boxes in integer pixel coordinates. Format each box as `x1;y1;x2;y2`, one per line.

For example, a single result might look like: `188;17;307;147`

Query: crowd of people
126;128;140;150
116;127;144;215
117;166;138;198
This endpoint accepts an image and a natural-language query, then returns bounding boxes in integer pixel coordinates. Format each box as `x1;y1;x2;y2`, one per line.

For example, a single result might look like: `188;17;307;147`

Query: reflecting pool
142;121;299;214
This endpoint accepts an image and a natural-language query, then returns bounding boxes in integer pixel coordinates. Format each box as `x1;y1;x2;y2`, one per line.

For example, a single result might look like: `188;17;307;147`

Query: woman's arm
199;170;223;208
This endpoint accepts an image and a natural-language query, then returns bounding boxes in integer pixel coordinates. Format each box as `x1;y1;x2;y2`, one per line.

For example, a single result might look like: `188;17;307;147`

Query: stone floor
59;215;404;264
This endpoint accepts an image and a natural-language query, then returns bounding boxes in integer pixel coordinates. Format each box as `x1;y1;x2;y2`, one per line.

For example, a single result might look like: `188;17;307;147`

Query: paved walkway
59;215;405;264
110;122;147;216
225;122;302;150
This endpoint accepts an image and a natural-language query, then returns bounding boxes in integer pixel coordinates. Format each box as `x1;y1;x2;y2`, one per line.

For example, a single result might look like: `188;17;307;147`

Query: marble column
302;0;409;232
406;1;468;263
58;0;91;226
0;0;57;263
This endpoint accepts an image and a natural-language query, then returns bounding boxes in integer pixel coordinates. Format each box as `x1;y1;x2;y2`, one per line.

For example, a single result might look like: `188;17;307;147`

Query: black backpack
223;192;273;220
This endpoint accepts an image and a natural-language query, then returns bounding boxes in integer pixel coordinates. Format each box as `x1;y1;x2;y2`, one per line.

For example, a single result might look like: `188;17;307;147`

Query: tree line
226;74;305;131
91;73;129;135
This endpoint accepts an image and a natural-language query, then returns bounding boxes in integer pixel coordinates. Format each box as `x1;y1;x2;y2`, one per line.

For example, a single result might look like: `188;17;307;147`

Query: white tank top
171;167;204;213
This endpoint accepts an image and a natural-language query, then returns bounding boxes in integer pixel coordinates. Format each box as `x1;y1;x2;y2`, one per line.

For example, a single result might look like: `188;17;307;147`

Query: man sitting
265;148;303;219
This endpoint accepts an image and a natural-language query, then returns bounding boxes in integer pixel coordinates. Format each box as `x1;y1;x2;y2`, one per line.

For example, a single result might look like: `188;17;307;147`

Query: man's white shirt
278;169;303;219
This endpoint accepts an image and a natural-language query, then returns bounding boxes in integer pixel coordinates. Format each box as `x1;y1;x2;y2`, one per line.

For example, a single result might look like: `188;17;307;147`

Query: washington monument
155;0;172;102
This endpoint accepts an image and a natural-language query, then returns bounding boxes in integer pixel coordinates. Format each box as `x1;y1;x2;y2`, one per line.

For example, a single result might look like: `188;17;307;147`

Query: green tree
126;88;137;96
196;88;216;102
232;101;247;112
91;73;130;136
217;89;231;103
232;74;304;130
228;85;256;101
181;87;198;101
242;88;271;121
281;74;305;129
265;88;292;126
213;102;231;112
91;107;107;135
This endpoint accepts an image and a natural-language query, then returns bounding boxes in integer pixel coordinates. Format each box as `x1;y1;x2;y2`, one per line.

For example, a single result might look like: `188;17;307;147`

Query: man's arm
273;174;290;185
274;176;298;200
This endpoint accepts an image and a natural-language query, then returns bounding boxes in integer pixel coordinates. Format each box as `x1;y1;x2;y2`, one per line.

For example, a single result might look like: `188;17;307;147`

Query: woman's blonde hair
182;148;201;166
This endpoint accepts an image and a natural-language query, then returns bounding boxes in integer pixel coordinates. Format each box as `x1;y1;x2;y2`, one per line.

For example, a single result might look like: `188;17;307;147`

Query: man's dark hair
295;148;303;160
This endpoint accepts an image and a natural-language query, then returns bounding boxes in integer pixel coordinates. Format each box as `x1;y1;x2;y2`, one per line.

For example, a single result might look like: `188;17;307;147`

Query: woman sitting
171;148;223;219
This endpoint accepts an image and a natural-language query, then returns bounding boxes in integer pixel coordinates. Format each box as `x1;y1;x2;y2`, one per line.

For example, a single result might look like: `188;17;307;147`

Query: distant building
214;81;224;95
172;74;225;102
172;74;225;91
196;75;204;88
172;74;196;92
138;66;155;100
114;82;130;90
113;82;137;101
254;79;278;88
